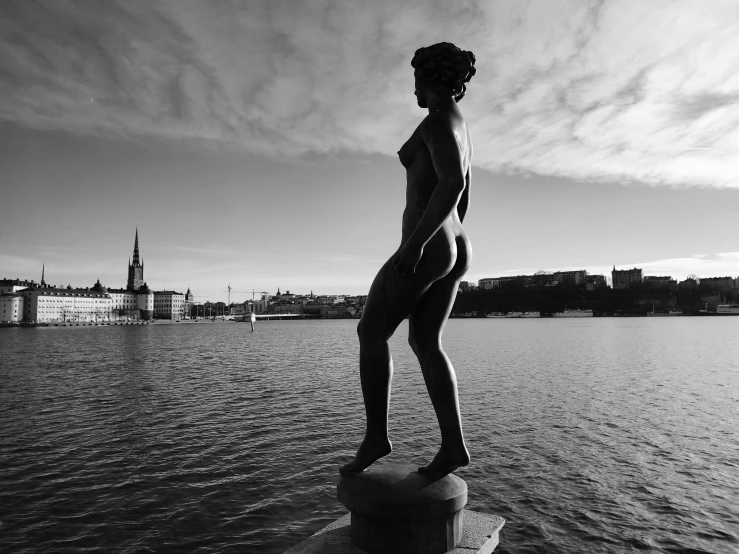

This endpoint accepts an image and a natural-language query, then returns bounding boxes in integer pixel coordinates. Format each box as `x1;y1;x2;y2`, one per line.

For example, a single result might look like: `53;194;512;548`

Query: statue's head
411;42;476;106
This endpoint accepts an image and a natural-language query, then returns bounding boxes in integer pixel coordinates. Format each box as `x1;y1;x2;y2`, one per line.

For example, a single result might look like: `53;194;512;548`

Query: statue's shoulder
419;113;456;143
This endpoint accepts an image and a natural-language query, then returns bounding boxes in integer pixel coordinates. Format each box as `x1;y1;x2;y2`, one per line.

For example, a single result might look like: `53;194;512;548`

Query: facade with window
19;285;113;323
107;288;139;318
0;279;35;295
551;270;587;285
153;290;185;319
643;276;675;289
612;267;643;289
699;277;735;291
478;277;499;290
5;231;188;323
0;293;24;322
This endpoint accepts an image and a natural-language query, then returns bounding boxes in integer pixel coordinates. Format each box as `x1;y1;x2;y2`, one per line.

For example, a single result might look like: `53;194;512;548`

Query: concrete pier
285;464;504;554
284;510;504;554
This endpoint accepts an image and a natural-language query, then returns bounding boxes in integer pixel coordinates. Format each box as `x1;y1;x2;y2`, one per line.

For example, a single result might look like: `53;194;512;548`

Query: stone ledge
284;510;505;554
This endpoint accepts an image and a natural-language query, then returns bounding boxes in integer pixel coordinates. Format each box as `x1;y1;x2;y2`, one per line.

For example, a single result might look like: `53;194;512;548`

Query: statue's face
414;72;428;109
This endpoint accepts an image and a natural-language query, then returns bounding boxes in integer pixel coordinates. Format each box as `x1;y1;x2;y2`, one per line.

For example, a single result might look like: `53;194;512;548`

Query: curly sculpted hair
411;42;476;102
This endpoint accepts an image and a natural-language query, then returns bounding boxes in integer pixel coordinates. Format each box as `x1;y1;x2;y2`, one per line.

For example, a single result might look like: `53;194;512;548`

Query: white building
3;232;188;323
19;283;114;323
154;290;185;319
107;288;138;316
0;293;24;322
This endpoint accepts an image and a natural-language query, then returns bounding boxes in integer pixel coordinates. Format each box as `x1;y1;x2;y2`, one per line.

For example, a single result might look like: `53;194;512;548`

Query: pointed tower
132;229;140;265
40;263;46;287
127;229;145;291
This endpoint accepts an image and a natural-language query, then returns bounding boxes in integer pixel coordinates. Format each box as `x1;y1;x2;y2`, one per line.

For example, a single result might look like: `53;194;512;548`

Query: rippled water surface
1;319;738;553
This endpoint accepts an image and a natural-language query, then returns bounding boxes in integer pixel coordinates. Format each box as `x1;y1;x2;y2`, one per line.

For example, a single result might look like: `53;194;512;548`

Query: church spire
132;228;141;265
41;263;45;286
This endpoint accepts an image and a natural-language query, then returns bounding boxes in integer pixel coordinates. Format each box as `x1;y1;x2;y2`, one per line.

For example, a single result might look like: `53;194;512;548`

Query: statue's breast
398;132;421;169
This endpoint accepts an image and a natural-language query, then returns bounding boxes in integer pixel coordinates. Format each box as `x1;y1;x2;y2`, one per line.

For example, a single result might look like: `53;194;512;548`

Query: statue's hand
393;242;423;278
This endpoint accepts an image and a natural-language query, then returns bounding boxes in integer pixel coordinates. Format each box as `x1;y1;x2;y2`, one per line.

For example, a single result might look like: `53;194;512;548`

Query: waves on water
1;318;737;553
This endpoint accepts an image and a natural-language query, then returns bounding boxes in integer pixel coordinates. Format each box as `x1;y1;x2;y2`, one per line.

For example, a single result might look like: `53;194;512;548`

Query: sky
1;0;738;301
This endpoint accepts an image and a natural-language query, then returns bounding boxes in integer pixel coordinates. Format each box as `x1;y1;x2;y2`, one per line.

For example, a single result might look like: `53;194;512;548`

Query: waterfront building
103;231;155;319
612;267;643;289
304;303;328;317
183;288;194;317
19;283;114;323
643;276;675;289
122;229;154;319
479;276;520;289
552;270;587;285
153;290;186;319
0;293;24;322
678;277;698;290
315;295;345;304
0;278;36;295
584;274;607;289
498;275;532;288
3;231;180;323
481;271;603;289
699;277;735;291
107;287;139;318
478;278;498;290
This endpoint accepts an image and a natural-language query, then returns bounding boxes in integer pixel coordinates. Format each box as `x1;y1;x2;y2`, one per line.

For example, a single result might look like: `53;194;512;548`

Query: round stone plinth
337;464;467;554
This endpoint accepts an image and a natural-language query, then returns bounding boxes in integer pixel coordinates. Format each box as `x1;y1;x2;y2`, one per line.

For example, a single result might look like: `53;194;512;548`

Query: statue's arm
405;116;466;251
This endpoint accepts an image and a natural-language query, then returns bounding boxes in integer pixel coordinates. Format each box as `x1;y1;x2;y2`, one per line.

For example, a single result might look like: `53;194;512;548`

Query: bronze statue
340;43;476;477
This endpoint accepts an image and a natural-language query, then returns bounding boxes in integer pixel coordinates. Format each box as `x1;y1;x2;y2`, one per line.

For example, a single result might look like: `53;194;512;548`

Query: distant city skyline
1;1;738;302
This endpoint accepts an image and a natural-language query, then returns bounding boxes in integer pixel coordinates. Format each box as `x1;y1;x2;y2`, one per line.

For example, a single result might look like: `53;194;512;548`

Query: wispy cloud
1;0;737;187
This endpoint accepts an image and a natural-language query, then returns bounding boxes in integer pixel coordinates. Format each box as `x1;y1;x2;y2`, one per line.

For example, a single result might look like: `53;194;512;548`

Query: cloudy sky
1;0;738;300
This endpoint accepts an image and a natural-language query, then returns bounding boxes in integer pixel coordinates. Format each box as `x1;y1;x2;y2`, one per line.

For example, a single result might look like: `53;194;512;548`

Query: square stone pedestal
284;510;505;554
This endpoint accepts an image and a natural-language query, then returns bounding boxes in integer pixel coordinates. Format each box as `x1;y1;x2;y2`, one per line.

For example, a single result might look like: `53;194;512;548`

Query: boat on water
647;301;682;316
486;311;537;318
647;310;683;316
691;302;739;316
553;309;593;318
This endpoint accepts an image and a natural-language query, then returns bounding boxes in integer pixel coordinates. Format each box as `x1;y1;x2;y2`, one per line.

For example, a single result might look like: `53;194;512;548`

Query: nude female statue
340;43;476;477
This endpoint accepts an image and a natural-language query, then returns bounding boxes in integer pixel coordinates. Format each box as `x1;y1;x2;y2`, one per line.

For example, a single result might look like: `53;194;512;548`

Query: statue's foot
418;444;470;478
339;437;392;475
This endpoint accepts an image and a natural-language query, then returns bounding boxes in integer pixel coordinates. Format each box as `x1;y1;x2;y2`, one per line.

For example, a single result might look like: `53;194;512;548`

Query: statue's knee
358;319;388;344
409;333;441;358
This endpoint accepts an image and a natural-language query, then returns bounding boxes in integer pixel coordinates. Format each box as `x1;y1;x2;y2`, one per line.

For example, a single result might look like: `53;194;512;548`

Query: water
1;319;738;553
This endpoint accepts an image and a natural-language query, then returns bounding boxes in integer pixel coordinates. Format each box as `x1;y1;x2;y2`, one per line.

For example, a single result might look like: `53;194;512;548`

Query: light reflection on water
1;319;738;553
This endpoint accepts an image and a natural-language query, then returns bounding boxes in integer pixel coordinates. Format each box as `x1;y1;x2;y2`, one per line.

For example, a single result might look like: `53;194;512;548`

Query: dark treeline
452;285;738;315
